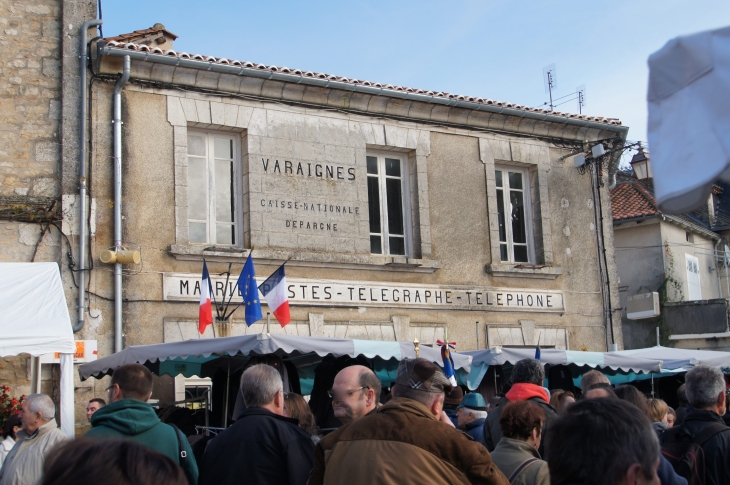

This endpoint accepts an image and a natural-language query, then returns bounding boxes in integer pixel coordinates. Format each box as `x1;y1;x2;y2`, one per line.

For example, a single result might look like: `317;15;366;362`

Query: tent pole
30;357;41;394
223;361;230;428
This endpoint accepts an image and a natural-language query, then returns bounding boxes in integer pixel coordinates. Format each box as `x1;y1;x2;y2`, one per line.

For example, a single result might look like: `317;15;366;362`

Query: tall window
496;166;532;263
186;131;237;245
367;153;407;255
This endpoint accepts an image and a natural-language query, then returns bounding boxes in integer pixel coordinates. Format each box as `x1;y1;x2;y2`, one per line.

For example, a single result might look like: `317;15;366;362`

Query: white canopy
0;263;76;437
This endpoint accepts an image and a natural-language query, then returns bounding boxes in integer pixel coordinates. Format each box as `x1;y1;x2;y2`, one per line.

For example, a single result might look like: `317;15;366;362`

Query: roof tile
103;39;621;126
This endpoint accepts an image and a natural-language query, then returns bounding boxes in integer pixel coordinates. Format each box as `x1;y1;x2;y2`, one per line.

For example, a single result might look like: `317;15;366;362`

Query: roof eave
95;43;628;141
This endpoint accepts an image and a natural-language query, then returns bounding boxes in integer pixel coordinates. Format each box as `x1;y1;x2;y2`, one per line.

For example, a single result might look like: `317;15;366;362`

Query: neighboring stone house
69;24;629;406
0;0;96;409
611;158;730;350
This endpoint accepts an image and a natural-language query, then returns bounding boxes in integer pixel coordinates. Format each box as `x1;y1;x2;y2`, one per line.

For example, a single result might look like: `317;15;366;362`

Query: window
366;153;408;255
495;166;533;263
186;131;238;245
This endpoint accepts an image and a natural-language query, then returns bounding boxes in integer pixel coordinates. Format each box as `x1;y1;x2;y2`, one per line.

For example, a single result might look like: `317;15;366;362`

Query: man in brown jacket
307;358;509;485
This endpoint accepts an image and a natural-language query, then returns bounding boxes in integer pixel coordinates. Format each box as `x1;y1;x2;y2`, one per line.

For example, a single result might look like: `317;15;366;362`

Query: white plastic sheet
647;26;730;213
0;263;76;437
0;263;75;356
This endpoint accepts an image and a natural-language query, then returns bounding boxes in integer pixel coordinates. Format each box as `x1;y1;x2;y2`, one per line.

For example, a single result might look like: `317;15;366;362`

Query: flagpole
205;259;221;321
266;312;270;334
220;263;233;316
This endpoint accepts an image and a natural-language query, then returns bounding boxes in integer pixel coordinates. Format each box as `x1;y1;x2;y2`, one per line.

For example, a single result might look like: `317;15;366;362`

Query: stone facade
75;43;625;380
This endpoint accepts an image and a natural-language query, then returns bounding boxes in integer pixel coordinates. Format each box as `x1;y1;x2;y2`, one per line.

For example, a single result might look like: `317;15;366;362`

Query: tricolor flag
437;339;458;387
198;261;214;334
261;263;290;327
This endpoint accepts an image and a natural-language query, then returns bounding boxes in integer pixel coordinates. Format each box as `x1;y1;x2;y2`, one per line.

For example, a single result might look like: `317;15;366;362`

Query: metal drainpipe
113;56;130;353
75;19;103;333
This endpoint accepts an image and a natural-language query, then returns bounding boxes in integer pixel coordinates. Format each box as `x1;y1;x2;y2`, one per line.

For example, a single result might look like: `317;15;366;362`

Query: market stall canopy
647;26;730;214
458;347;664;390
78;334;472;381
0;263;75;356
613;346;730;371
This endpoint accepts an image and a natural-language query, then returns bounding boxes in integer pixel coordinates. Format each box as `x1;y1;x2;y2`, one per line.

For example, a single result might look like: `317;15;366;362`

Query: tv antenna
543;64;557;111
576;85;586;114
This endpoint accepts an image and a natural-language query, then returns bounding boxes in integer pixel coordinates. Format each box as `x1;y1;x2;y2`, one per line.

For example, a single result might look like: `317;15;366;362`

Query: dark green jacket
86;399;198;485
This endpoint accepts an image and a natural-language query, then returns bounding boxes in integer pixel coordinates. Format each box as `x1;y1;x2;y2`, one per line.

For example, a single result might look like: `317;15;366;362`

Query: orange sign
54;341;85;360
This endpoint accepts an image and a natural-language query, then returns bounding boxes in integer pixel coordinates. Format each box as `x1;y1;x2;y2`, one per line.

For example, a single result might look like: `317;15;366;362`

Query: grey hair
685;365;725;410
240;364;283;408
392;384;443;408
462;407;487;420
511;359;545;385
580;370;610;389
26;394;56;420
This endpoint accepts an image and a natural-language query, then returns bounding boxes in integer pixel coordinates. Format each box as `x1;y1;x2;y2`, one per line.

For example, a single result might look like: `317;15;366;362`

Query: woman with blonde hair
647;398;669;436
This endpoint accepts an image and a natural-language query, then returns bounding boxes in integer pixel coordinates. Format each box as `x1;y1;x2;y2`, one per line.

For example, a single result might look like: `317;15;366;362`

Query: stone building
1;8;630;427
73;26;628;401
0;0;96;400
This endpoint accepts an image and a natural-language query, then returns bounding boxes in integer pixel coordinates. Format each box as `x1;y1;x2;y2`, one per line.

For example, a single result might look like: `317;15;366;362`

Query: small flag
261;264;290;327
237;253;263;326
535;331;542;361
436;339;458;387
198;261;214;334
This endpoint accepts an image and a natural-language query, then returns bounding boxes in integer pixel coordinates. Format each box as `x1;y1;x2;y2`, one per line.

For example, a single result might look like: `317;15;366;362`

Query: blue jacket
464;418;486;443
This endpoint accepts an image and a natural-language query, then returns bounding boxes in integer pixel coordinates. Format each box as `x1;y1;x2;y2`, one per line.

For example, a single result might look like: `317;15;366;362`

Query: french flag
261;264;290;327
198;261;214;334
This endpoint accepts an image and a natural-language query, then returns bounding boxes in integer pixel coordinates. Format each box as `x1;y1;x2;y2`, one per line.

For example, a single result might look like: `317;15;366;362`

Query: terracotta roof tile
106;26;178;43
102;39;622;126
610;179;659;221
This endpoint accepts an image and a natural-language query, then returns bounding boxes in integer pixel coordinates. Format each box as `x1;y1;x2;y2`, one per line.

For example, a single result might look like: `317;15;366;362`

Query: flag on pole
535;331;542;361
436;339;458;387
237;253;263;326
198;261;214;334
261;263;290;327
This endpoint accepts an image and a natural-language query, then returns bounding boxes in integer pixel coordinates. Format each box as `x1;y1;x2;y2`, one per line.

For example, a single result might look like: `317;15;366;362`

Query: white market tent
0;263;76;437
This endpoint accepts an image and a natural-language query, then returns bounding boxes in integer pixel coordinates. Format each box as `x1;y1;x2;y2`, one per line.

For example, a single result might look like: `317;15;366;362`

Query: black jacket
198;407;315;485
482;396;557;454
661;409;730;485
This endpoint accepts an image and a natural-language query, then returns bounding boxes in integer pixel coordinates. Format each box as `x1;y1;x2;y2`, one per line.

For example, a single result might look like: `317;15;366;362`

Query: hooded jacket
0;419;68;485
86;398;198;485
307;397;509;485
482;384;557;454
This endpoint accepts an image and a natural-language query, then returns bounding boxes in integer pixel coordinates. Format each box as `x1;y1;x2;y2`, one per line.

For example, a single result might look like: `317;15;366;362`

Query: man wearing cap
457;393;488;442
443;387;464;428
307;358;509;485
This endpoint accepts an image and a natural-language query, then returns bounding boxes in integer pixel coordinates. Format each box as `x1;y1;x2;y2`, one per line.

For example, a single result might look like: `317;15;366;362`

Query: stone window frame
167;94;440;272
480;138;562;279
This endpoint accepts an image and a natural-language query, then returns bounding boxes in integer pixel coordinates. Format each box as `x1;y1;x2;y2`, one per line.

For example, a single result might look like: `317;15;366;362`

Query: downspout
113;56;130;353
75;19;103;333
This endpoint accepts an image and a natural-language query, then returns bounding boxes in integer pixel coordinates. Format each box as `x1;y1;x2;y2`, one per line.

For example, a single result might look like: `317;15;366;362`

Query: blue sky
101;0;730;144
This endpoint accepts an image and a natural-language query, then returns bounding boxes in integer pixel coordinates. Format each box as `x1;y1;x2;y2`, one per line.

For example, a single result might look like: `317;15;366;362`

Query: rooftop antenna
543;64;557;111
576;84;586;114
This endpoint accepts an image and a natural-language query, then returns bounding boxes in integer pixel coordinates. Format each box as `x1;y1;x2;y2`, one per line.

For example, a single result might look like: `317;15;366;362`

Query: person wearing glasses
328;365;381;426
307;359;509;485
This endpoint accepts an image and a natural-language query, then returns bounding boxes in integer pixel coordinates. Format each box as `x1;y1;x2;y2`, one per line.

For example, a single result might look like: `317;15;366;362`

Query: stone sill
486;263;563;280
168;245;442;273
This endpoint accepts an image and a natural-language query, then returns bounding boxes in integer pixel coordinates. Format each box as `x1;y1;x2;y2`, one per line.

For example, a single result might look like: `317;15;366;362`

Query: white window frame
366;151;412;257
495;165;535;264
186;130;242;246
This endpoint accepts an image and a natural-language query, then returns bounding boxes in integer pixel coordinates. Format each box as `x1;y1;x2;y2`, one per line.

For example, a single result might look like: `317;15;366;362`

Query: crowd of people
0;357;729;484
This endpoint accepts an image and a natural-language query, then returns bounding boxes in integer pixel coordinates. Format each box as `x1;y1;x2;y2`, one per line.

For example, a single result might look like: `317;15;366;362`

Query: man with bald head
329;365;381;425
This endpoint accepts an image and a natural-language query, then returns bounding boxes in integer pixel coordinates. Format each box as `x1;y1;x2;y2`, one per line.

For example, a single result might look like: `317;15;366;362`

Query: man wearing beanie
307;358;508;485
443;386;464;428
